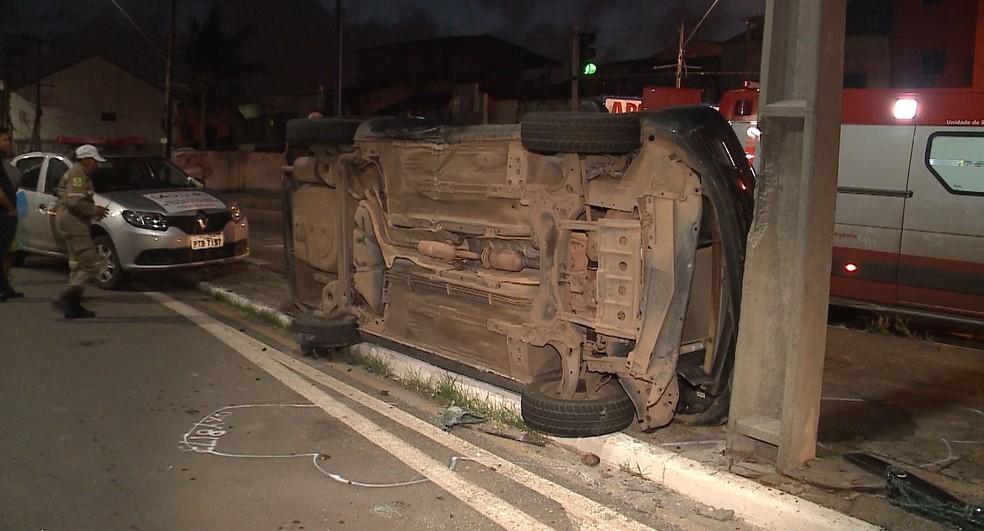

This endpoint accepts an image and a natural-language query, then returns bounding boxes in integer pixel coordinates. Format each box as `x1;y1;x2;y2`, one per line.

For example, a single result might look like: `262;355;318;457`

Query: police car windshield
92;156;202;193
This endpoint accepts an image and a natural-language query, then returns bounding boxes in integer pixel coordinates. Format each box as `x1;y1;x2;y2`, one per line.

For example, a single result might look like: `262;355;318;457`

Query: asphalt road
8;207;977;530
0;261;756;531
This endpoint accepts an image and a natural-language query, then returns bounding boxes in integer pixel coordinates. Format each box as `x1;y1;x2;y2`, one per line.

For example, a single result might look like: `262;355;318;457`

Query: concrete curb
560;435;877;530
196;281;293;329
194;280;878;531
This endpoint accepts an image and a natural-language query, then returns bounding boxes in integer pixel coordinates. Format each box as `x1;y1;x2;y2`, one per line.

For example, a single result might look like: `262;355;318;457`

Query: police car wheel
93;235;126;290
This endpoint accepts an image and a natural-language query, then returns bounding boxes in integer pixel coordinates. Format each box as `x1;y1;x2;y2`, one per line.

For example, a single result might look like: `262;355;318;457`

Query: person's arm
0;166;15;217
0;193;15;217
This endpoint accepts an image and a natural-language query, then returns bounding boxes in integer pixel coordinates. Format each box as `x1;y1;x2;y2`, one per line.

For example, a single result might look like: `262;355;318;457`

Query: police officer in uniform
53;144;108;318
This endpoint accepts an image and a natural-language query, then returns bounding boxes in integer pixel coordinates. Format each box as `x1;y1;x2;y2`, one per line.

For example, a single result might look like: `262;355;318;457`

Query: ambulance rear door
830;122;915;306
897;128;984;315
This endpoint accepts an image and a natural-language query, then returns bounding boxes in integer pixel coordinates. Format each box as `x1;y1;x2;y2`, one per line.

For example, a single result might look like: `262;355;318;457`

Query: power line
684;0;721;48
108;0;166;63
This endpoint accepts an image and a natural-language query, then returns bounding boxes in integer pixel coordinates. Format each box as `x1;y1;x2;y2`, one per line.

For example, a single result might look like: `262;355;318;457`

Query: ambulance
720;87;984;323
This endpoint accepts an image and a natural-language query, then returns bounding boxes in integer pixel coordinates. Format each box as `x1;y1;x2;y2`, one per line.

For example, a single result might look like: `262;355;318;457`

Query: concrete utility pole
163;0;177;157
726;0;846;473
0;49;12;132
335;0;343;116
30;39;43;151
675;23;684;88
571;26;580;111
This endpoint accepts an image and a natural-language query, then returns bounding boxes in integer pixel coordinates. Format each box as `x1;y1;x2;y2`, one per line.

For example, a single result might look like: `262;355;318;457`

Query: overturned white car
284;107;755;436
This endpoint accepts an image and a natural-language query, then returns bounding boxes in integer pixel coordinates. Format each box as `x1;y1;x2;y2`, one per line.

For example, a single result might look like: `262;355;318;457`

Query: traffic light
579;31;597;76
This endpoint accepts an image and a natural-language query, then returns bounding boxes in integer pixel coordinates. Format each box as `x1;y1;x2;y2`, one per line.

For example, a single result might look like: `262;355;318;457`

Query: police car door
13;154;67;254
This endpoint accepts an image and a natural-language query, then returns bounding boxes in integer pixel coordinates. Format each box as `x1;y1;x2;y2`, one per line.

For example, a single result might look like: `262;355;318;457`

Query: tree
180;5;257;150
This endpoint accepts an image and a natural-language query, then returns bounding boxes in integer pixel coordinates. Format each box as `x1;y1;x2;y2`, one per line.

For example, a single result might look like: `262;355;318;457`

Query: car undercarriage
284;106;755;436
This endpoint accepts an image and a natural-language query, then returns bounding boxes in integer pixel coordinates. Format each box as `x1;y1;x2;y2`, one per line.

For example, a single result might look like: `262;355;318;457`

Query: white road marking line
148;292;656;530
268;347;656;531
148;292;551;531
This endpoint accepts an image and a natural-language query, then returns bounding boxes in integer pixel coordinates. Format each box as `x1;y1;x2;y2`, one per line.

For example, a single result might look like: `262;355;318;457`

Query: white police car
11;151;249;289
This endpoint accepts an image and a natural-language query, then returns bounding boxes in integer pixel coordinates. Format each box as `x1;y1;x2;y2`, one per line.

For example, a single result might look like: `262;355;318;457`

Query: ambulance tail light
893;98;918;120
843;262;859;274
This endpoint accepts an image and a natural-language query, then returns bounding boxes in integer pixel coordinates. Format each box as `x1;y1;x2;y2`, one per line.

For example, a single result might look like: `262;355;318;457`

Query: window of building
921;50;945;76
101;112;117;122
926;133;984;195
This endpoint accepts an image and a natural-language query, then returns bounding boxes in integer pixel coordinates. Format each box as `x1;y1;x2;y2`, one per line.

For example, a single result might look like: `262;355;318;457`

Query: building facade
11;55;163;153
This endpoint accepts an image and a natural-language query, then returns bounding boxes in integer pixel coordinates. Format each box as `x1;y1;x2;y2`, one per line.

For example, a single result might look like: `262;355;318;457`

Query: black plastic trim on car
837;186;913;198
133;240;247;266
169;211;233;235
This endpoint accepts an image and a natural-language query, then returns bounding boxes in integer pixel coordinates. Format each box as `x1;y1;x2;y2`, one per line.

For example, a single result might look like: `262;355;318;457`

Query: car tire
291;311;361;351
93;234;126;290
521;371;636;437
286;118;363;145
520;112;641;155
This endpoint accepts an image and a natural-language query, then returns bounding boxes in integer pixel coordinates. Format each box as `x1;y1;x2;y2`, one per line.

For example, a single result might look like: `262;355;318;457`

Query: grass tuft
618;461;651;480
339;350;546;438
864;315;933;342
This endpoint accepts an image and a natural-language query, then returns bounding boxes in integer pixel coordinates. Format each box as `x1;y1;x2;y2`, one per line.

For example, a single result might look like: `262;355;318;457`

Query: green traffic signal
578;31;597;77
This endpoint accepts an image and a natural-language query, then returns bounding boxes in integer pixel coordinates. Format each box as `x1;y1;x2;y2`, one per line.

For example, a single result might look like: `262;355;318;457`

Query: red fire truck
720;87;984;323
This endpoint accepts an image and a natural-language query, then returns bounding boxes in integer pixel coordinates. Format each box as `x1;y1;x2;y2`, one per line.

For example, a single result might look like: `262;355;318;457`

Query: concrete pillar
726;0;845;473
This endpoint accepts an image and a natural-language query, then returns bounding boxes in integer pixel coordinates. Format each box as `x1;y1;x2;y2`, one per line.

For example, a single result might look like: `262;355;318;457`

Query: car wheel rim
96;243;116;283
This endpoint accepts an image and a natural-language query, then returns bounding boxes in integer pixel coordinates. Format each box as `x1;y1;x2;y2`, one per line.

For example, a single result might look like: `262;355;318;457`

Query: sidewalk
184;198;983;530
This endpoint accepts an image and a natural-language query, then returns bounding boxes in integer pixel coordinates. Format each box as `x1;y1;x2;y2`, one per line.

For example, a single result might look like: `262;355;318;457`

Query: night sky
2;0;766;98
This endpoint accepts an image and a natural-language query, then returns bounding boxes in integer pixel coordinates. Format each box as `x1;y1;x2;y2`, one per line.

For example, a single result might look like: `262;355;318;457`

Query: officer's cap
75;144;106;162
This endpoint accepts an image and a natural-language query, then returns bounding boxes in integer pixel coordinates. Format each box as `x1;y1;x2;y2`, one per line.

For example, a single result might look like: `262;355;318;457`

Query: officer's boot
53;288;73;313
0;268;13;301
63;288;95;319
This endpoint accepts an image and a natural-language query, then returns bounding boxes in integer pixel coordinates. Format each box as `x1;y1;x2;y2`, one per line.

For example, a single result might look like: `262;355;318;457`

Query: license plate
190;234;224;250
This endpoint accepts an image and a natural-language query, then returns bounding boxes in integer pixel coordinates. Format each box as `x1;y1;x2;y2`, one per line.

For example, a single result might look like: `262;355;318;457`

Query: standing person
2;129;23;290
53;144;108;318
0;126;22;302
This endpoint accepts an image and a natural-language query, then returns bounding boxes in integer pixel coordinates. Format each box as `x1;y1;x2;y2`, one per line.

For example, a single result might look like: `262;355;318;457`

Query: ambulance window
926;133;984;195
733;99;753;117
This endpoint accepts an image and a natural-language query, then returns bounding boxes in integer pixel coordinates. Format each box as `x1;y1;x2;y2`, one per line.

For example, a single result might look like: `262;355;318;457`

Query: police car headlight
122;210;169;231
229;203;244;222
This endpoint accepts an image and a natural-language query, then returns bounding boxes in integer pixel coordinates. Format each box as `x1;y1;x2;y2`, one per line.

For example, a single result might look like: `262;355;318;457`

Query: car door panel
12;155;57;253
41;156;70;254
